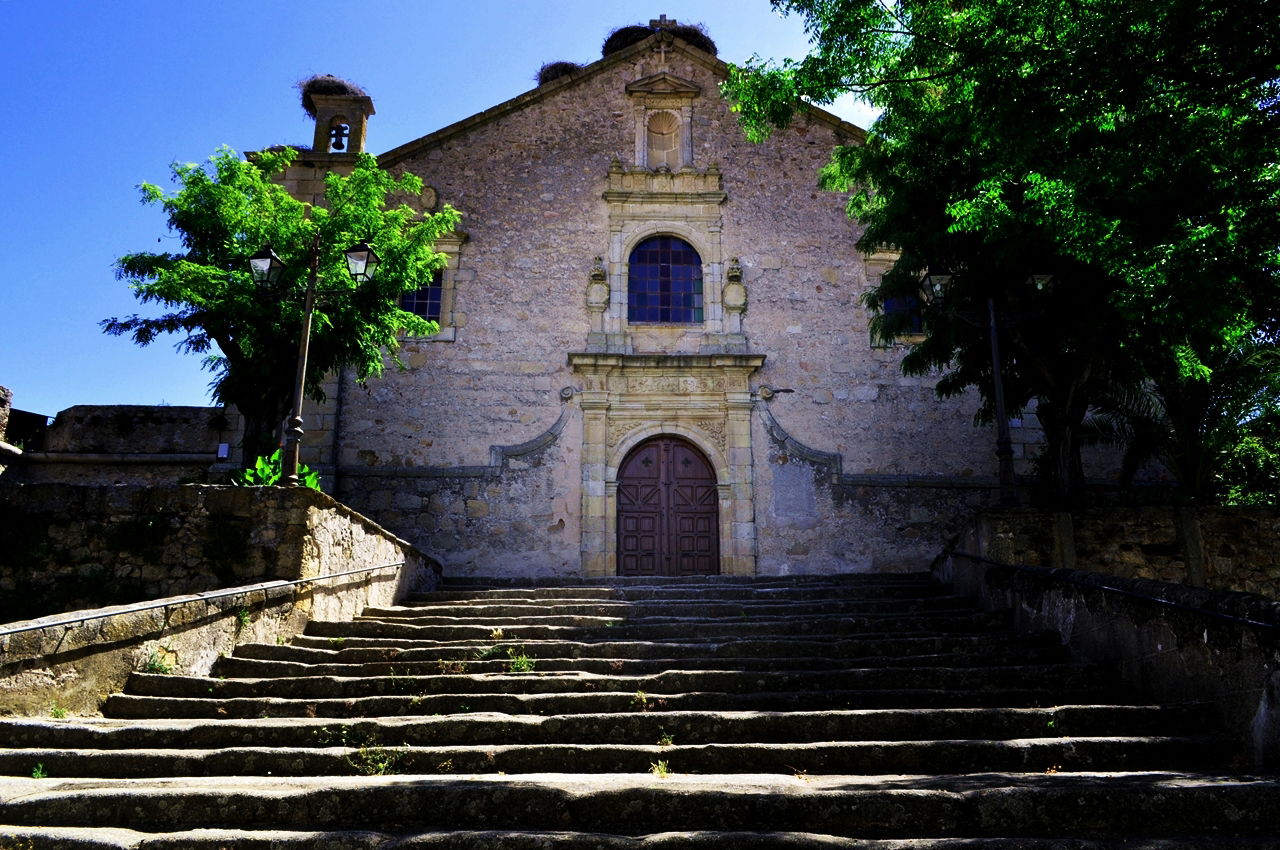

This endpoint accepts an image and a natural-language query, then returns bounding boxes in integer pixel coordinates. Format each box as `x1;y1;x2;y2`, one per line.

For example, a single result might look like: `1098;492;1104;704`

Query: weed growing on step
48;702;67;720
649;759;671;778
349;745;404;776
490;628;505;641
631;690;648;711
435;758;455;773
656;728;674;747
140;650;174;675
0;836;35;850
30;764;46;779
275;634;287;645
327;637;346;649
234;607;251;630
473;644;502;662
437;659;470;674
506;646;535;673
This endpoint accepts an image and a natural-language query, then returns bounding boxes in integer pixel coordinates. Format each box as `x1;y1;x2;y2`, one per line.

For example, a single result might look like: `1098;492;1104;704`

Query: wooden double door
617;436;720;576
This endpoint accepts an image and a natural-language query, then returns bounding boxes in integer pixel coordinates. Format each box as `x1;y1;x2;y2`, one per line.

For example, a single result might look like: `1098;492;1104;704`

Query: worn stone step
429;573;939;590
101;686;1108;719
5;827;1279;849
211;645;1071;679
3;772;1278;837
123;663;1108;701
303;610;1013;642
281;632;1062;659
0;706;1210;750
0;734;1228;780
369;596;976;620
411;584;953;605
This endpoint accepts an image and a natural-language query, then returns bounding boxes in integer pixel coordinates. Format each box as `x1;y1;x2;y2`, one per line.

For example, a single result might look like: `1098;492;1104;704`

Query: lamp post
921;269;1018;506
249;238;380;486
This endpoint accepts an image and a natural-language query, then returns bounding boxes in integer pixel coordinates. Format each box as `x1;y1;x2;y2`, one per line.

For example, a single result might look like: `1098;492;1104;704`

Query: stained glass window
628;236;703;324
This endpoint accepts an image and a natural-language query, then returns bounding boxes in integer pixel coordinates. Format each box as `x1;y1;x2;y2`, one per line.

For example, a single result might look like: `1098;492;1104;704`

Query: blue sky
0;0;872;418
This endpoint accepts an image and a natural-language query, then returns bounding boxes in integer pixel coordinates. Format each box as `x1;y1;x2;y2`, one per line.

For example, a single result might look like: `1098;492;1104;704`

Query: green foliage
104;146;460;460
30;764;46;780
723;0;1280;504
140;649;174;675
48;702;67;720
506;646;535;673
232;449;320;489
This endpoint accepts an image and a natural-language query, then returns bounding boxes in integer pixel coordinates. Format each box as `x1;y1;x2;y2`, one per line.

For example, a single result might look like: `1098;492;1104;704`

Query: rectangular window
401;271;443;322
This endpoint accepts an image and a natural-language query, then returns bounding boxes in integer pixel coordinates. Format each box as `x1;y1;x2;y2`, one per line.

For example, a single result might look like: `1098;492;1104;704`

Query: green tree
723;0;1280;504
104;147;459;462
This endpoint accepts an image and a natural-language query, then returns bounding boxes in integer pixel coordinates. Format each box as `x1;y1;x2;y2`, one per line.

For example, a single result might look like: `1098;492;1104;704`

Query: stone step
0;706;1209;750
432;573;939;590
123;663;1109;701
102;686;1108;719
211;646;1071;679
280;632;1062;659
3;773;1278;837
370;596;975;619
303;610;1014;642
5;827;1279;850
0;735;1228;779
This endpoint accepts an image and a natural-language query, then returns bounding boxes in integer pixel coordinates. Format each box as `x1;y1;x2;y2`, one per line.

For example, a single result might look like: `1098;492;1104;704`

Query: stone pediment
626;72;701;98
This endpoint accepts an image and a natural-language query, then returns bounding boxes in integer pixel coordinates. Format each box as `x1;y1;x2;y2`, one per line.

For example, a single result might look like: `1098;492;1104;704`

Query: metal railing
0;561;405;639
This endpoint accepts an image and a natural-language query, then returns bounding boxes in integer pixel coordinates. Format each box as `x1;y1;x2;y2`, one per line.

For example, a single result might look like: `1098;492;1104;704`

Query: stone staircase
2;573;1278;847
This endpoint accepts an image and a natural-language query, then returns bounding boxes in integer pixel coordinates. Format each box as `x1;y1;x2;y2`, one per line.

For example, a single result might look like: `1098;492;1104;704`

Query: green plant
327;637;346;649
435;758;455;773
649;759;670;778
349;745;404;776
506;646;535;673
234;606;252;629
631;690;648;711
49;702;67;720
140;649;174;675
656;728;674;747
473;644;502;661
489;628;505;641
30;764;47;779
233;449;321;490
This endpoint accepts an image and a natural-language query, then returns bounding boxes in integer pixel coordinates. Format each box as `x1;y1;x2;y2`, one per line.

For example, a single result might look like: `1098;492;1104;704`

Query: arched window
628;236;703;324
646;111;680;170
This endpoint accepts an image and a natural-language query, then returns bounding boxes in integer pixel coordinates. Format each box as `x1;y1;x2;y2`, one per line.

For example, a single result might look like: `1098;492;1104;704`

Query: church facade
281;22;1030;579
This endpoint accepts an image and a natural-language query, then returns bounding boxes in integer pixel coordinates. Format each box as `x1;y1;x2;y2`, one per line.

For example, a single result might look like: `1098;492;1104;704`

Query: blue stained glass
627;236;703;325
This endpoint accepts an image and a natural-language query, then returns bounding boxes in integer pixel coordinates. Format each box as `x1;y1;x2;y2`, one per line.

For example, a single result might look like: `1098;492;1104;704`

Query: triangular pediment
625;72;701;98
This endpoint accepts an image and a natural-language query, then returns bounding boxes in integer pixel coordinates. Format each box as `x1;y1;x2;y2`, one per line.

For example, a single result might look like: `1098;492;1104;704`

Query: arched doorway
617;436;719;576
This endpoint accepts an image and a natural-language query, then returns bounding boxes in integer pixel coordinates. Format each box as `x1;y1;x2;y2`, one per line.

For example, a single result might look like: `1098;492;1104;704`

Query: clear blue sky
0;0;872;419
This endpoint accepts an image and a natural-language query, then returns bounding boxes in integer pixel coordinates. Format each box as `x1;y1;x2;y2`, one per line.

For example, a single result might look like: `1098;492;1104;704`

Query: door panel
617;436;719;576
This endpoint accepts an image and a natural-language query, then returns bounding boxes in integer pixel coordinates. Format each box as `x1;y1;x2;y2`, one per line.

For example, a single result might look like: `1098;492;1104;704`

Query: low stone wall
0;483;437;624
0;484;436;716
940;544;1280;770
976;506;1280;599
8;404;241;487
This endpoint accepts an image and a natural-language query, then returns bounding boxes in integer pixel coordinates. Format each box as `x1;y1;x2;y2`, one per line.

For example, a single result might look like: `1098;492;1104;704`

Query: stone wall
11;405;240;487
0;483;436;623
0;385;11;445
0;483;433;715
973;506;1280;599
939;550;1280;769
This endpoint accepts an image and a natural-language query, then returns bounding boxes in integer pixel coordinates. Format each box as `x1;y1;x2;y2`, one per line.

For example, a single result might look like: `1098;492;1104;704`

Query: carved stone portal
569;351;765;577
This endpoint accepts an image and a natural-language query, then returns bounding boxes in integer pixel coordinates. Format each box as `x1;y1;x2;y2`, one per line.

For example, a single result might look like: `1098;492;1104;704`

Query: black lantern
248;246;284;286
344;242;380;283
920;267;955;304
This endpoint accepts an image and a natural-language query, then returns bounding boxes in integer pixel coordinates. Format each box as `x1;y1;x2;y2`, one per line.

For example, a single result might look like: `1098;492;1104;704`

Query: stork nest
537;61;583;86
297;74;369;119
602;22;716;57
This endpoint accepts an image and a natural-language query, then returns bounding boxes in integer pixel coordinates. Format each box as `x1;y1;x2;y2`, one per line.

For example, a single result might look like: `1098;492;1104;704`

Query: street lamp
920;267;1018;506
249;238;380;486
